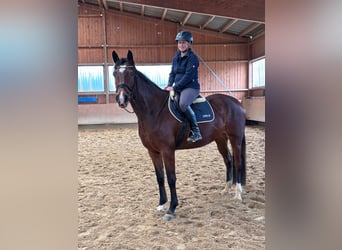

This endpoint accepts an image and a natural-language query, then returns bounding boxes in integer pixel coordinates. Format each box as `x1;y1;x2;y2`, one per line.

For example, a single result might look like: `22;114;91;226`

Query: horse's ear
127;50;135;66
112;51;120;63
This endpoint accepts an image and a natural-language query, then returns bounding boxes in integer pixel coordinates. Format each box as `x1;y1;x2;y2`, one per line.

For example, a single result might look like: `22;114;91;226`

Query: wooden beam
202;16;215;29
182;12;192;25
120;2;123;12
181;24;248;43
119;0;265;22
251;31;265;41
141;5;145;16
161;8;167;20
239;23;262;37
102;0;108;9
220;19;238;33
102;8;249;43
102;43;248;48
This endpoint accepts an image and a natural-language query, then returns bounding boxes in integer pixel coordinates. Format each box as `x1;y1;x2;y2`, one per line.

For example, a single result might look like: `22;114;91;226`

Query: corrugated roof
79;0;265;39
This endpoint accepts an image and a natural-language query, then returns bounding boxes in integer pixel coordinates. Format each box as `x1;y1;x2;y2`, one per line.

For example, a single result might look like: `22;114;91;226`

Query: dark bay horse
112;50;246;221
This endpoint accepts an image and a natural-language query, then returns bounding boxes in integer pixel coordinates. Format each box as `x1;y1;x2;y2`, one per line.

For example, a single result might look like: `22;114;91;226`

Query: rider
165;30;202;143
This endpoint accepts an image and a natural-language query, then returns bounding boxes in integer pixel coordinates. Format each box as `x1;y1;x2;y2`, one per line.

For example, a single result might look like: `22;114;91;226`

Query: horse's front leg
148;150;167;211
162;150;178;219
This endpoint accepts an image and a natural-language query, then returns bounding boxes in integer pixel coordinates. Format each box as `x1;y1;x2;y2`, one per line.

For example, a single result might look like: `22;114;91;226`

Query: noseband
115;65;137;113
115;65;136;98
117;83;133;96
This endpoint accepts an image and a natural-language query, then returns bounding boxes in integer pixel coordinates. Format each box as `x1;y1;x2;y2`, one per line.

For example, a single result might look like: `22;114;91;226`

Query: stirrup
187;132;202;142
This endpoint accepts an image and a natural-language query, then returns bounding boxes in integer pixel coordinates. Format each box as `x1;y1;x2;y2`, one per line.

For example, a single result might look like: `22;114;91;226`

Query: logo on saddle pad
168;96;215;123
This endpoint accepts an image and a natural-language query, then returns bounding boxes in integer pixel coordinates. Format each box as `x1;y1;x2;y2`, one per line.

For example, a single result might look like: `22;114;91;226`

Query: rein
117;82;135;113
116;66;168;117
123;107;135;114
116;75;136;114
156;94;169;118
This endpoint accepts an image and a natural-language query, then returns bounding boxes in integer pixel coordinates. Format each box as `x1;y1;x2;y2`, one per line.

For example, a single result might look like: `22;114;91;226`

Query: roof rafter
79;1;264;39
141;5;145;16
161;8;168;20
220;19;238;33
201;16;215;29
120;0;264;22
251;31;265;40
102;0;108;9
182;12;192;25
239;23;262;37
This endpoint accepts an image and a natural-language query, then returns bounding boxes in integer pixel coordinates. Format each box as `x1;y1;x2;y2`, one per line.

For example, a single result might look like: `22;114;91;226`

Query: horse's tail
240;134;247;186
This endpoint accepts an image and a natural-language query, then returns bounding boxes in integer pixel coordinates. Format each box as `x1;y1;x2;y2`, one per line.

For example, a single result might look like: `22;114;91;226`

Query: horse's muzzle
115;92;129;108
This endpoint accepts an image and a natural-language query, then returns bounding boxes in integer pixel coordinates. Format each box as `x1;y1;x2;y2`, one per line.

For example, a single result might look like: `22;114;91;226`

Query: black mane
135;69;166;94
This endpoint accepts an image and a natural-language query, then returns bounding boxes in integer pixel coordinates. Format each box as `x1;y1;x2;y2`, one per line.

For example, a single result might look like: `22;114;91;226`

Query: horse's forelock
115;58;136;68
115;58;127;68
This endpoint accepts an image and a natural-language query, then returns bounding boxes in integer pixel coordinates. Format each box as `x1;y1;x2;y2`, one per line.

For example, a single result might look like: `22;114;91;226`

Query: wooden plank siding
78;4;252;102
121;0;265;22
249;34;265;60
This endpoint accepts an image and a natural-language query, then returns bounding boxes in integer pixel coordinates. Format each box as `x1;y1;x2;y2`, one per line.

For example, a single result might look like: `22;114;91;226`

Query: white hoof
221;182;232;195
237;183;243;193
156;205;165;212
233;193;242;201
233;183;243;201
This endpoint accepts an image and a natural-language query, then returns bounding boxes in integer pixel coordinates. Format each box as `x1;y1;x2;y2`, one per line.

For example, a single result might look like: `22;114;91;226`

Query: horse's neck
131;76;167;121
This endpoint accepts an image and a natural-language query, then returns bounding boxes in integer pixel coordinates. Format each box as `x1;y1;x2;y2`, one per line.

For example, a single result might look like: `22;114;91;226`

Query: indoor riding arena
78;0;265;249
78;124;265;249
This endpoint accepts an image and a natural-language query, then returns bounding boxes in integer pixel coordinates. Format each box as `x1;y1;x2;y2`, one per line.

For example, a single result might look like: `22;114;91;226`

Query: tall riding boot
183;106;202;142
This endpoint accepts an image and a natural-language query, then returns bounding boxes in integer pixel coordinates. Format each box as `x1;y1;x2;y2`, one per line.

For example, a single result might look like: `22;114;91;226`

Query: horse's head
112;50;136;108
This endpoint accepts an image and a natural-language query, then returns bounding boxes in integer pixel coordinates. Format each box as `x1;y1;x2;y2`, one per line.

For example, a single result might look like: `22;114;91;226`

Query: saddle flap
168;96;215;123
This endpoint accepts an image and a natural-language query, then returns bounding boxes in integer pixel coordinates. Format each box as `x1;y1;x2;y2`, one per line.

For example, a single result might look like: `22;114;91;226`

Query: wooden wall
78;4;257;102
78;4;266;124
249;34;265;60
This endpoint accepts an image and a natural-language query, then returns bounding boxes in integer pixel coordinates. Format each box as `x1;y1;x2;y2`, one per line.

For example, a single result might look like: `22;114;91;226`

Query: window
108;64;171;92
250;57;265;88
78;66;104;92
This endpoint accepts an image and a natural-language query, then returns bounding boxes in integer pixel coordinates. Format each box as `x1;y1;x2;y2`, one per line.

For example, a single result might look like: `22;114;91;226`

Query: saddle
168;92;214;148
168;93;215;123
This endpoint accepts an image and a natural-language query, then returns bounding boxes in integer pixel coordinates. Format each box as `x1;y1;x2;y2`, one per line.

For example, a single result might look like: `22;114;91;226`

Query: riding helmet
175;30;193;43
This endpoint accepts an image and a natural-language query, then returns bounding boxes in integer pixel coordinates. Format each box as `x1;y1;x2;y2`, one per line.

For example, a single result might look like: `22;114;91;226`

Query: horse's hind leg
215;136;234;194
229;135;246;201
148;150;167;211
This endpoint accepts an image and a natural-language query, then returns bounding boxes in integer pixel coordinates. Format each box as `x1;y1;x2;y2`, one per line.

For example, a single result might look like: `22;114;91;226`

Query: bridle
115;65;136;113
115;64;169;117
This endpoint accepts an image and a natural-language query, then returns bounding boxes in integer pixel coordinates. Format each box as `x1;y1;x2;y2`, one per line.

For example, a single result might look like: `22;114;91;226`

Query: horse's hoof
221;189;228;195
233;194;242;201
156;205;165;212
163;214;175;221
221;182;232;195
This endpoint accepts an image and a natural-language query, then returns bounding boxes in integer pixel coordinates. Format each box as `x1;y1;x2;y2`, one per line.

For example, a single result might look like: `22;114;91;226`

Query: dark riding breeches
178;88;200;112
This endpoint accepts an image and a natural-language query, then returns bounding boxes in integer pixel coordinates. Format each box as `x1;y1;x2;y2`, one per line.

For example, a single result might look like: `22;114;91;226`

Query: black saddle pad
168;96;215;123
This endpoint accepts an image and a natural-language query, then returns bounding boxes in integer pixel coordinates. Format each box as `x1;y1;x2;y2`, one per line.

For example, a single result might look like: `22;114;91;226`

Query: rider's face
178;40;190;52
